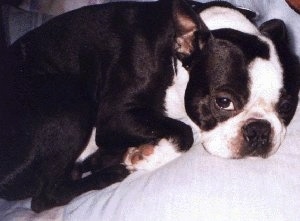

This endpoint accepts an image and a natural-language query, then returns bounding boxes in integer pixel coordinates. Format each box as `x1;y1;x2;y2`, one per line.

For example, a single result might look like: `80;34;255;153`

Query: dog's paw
123;139;182;172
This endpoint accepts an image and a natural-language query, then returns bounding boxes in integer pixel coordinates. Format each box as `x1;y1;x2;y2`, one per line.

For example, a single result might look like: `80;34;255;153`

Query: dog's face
182;6;299;158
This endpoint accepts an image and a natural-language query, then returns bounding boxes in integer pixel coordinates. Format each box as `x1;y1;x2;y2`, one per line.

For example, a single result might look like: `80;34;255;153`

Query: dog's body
0;0;204;212
0;0;298;212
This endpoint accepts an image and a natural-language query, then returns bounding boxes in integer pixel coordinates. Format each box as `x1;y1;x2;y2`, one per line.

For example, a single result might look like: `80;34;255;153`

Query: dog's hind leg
28;109;131;212
31;164;129;212
71;147;126;180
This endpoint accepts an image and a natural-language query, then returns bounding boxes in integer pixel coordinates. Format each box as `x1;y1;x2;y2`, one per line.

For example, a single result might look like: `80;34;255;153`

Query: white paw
123;139;182;172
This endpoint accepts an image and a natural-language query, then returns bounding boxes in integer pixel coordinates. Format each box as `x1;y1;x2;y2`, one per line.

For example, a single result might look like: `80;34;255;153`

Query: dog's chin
198;112;287;159
202;143;280;159
201;136;284;159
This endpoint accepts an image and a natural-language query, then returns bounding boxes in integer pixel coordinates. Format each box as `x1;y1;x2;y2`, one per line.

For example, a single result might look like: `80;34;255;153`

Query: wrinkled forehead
205;30;283;104
204;40;249;94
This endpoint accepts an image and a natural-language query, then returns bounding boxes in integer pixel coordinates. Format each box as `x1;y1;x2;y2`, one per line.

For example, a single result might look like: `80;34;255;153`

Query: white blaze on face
243;37;285;156
248;37;283;106
201;37;285;158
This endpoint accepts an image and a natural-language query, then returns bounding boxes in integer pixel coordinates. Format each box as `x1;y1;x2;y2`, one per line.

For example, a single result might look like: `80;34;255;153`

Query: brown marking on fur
228;132;245;159
124;144;155;165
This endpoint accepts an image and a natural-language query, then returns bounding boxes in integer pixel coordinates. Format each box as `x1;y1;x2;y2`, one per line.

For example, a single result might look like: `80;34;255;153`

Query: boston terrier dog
0;0;211;212
0;0;298;213
123;1;299;169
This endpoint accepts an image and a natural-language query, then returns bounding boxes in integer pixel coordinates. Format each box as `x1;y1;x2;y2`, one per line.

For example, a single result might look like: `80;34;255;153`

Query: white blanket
1;0;300;220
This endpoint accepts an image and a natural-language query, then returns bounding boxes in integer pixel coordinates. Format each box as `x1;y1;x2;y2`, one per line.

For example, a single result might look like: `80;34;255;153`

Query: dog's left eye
278;100;293;114
215;97;235;111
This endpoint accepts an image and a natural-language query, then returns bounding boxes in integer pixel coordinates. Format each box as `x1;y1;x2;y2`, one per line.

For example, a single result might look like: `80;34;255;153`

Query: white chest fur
76;128;98;162
123;60;202;172
164;60;189;120
164;59;201;141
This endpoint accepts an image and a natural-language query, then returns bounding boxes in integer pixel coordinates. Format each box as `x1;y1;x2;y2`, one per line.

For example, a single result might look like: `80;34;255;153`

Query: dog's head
172;1;299;158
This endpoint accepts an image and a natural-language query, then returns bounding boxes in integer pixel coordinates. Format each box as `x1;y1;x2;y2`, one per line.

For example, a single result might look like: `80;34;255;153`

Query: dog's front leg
31;110;194;212
96;109;194;172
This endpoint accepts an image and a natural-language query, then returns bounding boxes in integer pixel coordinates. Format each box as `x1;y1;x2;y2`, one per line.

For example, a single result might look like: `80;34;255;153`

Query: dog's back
0;1;176;199
0;0;208;211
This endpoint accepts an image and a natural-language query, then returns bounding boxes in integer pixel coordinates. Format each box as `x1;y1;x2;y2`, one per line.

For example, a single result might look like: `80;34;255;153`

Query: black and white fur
124;1;299;170
190;2;298;158
0;0;298;213
0;0;209;212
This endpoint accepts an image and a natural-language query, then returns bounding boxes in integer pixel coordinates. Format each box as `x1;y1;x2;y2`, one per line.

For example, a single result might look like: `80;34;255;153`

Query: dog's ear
260;19;300;120
259;19;288;46
172;0;211;59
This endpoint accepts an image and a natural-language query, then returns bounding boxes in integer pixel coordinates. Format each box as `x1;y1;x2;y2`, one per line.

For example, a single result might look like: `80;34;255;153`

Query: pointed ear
259;19;288;45
172;0;210;59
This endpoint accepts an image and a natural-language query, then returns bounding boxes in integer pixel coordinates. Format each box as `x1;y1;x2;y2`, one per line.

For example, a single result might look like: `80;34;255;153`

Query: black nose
242;119;271;151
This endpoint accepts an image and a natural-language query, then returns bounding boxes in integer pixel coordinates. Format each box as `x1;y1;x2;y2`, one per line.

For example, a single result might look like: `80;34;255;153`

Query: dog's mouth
239;144;271;159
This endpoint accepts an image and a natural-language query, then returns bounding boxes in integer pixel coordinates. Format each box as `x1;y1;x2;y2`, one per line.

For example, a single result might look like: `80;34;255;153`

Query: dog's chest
164;60;189;122
164;60;200;138
76;129;98;162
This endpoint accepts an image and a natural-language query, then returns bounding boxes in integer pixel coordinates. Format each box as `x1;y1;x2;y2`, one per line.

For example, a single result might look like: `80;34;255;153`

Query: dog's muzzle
242;119;272;156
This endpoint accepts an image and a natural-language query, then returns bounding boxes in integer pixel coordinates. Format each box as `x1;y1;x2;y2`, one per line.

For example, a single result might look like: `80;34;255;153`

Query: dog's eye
215;97;235;111
279;101;293;114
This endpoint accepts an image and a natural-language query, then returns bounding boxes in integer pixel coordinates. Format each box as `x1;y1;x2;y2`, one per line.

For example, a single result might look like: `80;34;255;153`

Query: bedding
0;0;300;220
0;104;299;221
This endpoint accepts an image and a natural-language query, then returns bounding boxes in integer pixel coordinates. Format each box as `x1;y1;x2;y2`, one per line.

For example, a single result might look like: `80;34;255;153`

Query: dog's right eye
215;97;235;111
